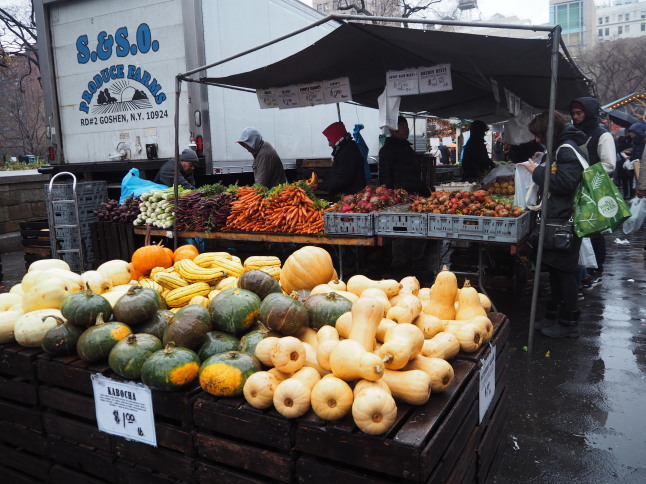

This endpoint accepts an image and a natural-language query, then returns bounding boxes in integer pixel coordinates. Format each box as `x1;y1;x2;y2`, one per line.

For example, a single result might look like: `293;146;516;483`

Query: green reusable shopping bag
567;147;631;237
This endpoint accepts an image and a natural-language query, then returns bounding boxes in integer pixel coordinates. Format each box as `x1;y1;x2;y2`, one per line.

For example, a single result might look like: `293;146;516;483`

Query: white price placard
323;77;352;104
419;64;453;94
386;68;420;96
92;374;157;446
478;345;496;423
256;88;278;109
277;86;301;109
298;83;325;106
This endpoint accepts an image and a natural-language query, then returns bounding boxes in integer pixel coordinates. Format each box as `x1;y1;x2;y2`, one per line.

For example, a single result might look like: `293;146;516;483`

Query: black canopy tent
170;15;592;354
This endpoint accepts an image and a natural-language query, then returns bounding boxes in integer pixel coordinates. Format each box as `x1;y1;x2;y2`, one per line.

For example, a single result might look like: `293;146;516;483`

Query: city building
549;0;598;55
311;0;401;18
596;0;646;41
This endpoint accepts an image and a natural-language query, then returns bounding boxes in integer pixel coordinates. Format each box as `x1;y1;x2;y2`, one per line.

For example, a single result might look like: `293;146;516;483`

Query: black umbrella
604;108;640;128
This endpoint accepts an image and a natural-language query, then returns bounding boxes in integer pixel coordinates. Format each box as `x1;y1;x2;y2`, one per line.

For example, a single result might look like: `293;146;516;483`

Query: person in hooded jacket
626;122;646;163
154;148;199;189
317;121;366;196
570;97;617;284
460;119;495;181
236;127;287;189
519;111;586;338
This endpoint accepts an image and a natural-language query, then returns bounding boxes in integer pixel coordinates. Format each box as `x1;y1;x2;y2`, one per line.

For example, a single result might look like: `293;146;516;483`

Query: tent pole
172;76;182;250
527;26;562;355
336;103;341;122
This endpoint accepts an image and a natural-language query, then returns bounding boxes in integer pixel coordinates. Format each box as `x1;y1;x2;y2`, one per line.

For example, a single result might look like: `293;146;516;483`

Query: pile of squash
239;255;494;436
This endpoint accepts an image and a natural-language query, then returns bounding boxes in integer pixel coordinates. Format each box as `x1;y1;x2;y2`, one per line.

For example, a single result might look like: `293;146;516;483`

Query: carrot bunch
224;184;327;234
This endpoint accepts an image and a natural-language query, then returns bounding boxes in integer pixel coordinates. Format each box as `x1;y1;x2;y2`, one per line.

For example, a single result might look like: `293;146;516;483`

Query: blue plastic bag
352;124;371;181
120;168;168;204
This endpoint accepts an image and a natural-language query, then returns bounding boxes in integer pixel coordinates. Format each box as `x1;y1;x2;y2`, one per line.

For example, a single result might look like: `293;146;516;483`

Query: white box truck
34;0;381;177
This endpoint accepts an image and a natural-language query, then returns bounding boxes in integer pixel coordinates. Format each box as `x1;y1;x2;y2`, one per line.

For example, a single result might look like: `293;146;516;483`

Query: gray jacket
253;141;287;188
154;159;196;189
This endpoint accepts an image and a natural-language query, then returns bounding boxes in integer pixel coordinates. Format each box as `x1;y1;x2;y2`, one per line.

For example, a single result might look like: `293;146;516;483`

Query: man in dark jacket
461;120;495;181
317;121;366;196
379;116;429;196
236;127;287;189
570;97;617;284
154;148;198;189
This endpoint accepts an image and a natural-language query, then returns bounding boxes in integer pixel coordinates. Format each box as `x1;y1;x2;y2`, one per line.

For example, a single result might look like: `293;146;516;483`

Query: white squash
21;277;77;312
0;293;22;311
28;258;70;272
81;270;114;294
0;310;22;344
9;284;24;296
14;309;64;347
97;260;133;286
101;291;126;308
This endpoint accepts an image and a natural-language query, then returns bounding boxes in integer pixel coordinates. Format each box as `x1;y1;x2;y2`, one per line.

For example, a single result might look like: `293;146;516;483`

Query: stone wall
0;170;50;252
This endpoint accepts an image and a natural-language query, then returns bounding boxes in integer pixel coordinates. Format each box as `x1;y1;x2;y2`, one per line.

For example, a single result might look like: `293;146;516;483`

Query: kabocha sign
76;23;168;125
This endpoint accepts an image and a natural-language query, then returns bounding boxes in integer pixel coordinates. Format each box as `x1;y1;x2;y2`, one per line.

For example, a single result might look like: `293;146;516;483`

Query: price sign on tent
278;86;301;109
298;83;325;106
257;88;278;109
387;68;420;96
419;64;452;94
323;77;352;104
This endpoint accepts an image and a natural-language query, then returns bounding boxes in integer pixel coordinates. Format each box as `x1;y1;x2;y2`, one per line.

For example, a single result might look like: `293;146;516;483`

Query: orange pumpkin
173;244;199;261
131;243;172;275
163;247;174;263
130;266;144;281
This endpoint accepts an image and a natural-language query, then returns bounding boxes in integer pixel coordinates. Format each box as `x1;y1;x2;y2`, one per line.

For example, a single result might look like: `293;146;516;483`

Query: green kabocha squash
108;333;163;380
259;292;309;336
60;289;113;327
112;286;161;327
138;309;174;340
76;317;132;362
199;350;261;397
163;304;212;350
238;324;280;355
41;316;84;356
237;270;282;300
141;343;200;391
209;288;261;336
304;292;353;330
197;331;240;362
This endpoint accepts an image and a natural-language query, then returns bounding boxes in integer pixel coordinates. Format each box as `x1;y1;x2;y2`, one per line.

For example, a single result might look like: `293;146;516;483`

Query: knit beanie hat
323;121;348;144
180;149;199;164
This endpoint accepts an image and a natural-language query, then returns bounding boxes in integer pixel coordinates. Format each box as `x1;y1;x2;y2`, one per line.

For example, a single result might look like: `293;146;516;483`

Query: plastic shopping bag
482;164;515;185
622;197;646;234
578;237;597;269
120;168;168;204
514;165;535;210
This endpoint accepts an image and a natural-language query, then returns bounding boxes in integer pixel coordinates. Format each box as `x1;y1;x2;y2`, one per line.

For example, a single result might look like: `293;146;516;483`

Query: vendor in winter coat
316;121;366;196
461;119;495;181
236;127;287;189
378;116;429;196
154;148;198;189
519;111;586;339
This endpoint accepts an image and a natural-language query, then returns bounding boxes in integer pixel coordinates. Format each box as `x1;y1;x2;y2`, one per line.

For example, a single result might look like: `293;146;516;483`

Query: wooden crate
90;221;143;267
0;344;41;381
117;460;192;483
0;344;43;432
20;218;52;266
196;460;271;484
49;465;109;484
47;436;116;482
0;440;51;482
294;359;478;482
114;440;195;482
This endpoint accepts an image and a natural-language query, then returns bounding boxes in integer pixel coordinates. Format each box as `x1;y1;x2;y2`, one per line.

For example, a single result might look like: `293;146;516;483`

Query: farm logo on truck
76;23;168;126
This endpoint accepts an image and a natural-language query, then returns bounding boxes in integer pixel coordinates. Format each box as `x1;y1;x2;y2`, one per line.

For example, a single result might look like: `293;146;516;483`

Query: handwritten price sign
419;64;453;94
478;345;496;423
387;69;420;96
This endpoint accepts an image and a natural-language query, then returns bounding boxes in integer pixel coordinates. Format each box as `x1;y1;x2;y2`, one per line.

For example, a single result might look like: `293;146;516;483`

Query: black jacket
378;136;429;196
571;96;615;169
154;159;196;189
318;136;366;196
461;133;494;180
533;124;586;271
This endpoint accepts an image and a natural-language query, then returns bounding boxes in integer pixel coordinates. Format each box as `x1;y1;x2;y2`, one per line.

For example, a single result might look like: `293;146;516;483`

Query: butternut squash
479;293;492;312
316;326;340;372
310;374;353;421
375;318;398;343
294;326;319;350
386;294;422;324
270;336;306;373
329;340;385;381
254;336;280;366
334;311;352;339
347;275;402;298
399;276;420;296
348;297;383;351
413;313;447;339
454;280;487;320
354;378;391;396
421;332;460;360
302;342;329;377
378;323;424;370
360;287;391;315
403;355;455;393
418;287;431;302
444;321;486;353
243;369;288;409
381;369;432;405
424;266;457;320
273;366;321;418
327;279;347;292
352;383;397;435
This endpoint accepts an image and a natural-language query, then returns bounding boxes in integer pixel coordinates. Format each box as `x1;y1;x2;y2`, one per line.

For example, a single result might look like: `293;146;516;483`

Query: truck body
35;0;382;175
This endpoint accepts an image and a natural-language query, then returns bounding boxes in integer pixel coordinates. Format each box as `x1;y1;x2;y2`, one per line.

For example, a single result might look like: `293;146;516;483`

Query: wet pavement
1;229;645;483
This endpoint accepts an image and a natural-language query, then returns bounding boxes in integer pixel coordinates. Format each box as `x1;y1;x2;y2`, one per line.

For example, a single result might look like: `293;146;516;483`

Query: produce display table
0;314;509;483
